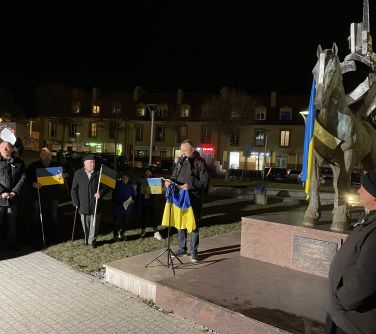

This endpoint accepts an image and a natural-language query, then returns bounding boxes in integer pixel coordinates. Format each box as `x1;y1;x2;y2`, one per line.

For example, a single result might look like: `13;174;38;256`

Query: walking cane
71;206;78;245
37;188;45;248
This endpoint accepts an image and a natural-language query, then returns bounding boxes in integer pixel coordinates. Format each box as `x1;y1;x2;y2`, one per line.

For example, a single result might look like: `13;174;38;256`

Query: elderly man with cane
71;155;107;248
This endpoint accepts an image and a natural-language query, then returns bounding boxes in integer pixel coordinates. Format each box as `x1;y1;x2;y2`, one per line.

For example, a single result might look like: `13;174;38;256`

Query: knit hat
361;171;376;198
83;155;95;162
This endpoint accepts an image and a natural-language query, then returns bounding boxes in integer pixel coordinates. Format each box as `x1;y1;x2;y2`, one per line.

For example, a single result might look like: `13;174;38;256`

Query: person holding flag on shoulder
71;155;109;248
26;147;65;247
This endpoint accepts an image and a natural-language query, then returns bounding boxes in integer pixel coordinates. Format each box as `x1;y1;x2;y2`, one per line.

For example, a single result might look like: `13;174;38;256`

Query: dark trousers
114;213;130;235
325;315;349;334
32;199;59;246
140;204;156;230
0;205;18;244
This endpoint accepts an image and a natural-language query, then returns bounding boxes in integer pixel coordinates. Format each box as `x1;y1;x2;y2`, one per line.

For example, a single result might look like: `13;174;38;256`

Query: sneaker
118;232;126;241
172;249;187;258
140;230;146;238
154;231;162;240
191;253;199;263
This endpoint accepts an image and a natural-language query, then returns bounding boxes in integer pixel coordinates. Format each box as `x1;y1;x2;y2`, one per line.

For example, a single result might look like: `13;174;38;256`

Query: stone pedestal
241;216;348;277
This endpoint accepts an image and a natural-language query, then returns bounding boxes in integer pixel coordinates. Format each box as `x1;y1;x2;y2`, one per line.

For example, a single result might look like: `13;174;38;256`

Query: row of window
49;121;291;147
72;102;293;121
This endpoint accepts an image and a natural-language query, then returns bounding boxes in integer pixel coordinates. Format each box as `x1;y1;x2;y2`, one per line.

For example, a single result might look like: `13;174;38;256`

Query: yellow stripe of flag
100;165;117;189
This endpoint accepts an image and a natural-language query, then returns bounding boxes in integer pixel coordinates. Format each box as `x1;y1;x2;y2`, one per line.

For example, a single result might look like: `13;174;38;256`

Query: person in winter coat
325;170;376;334
0;141;26;250
112;172;135;241
71;155;107;248
164;139;209;262
26;147;63;246
138;168;162;240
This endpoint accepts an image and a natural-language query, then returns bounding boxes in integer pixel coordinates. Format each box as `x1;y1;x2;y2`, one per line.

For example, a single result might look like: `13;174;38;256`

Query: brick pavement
0;251;209;334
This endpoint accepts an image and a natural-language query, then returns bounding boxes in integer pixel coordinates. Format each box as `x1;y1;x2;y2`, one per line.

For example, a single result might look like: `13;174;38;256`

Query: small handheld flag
141;177;163;194
36;166;64;186
100;164;117;189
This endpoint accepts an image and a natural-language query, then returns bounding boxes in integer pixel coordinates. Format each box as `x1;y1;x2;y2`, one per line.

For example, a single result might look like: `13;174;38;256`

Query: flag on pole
161;187;196;232
100;164;117;189
301;79;316;198
140;177;163;194
36;166;64;186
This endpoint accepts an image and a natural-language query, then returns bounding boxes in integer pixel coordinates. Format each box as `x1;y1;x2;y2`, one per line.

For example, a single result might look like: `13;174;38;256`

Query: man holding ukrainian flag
26;147;64;247
163;139;209;262
71;155;111;248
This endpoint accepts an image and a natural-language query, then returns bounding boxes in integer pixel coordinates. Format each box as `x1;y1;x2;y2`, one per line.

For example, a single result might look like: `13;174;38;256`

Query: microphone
178;156;187;166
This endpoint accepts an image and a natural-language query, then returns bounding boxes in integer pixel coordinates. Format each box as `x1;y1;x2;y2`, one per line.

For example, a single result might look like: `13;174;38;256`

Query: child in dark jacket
112;172;135;241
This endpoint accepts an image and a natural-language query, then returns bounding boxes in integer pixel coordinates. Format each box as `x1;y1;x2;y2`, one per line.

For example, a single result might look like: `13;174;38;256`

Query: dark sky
0;0;373;97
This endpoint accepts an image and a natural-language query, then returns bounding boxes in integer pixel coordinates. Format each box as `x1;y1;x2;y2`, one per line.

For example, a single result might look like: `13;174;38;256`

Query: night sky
0;0;373;98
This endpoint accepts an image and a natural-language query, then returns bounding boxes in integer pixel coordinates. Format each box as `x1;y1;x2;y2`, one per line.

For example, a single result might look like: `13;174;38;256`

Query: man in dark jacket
0;141;26;250
165;139;209;262
71;155;107;248
325;170;376;334
26;147;63;246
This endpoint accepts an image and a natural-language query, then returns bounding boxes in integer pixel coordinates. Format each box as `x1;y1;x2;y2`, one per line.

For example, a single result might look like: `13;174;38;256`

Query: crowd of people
0;139;210;262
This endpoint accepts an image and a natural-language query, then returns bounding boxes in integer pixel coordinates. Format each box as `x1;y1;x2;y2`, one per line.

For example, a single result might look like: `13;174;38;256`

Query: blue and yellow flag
161;188;196;232
36;166;64;186
301;79;316;198
141;177;162;194
100;164;117;189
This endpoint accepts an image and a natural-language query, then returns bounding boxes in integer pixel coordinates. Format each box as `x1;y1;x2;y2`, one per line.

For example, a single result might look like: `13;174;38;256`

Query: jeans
178;227;199;255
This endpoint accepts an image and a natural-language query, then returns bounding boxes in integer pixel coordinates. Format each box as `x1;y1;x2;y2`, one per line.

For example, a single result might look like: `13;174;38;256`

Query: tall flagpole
92;164;103;228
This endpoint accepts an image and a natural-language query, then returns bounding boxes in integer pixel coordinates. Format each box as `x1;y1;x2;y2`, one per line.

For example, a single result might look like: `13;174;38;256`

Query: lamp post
75;132;81;151
147;104;158;166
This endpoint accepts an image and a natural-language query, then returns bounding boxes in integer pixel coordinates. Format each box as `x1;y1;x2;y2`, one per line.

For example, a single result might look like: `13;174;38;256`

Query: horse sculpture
303;43;376;232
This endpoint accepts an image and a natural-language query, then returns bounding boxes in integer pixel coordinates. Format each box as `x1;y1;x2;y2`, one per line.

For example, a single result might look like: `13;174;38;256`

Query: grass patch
43;193;308;273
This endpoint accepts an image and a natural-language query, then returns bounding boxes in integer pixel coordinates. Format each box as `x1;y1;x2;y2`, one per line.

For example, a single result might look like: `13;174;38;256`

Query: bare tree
35;84;82;151
204;87;257;180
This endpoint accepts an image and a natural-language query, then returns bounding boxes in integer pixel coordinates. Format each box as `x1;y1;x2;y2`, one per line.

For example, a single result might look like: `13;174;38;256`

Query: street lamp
146;104;158;166
75;132;81;151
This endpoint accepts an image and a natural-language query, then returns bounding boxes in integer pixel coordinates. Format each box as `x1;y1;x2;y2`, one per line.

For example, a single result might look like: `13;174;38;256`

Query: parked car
264;167;288;182
286;169;301;183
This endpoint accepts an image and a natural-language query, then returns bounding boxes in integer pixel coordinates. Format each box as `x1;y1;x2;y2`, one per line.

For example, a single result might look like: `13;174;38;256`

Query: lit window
255;129;265;146
72;102;80;114
92;104;100;114
280;130;290;147
180;105;190;117
137;106;146;117
89;122;97;138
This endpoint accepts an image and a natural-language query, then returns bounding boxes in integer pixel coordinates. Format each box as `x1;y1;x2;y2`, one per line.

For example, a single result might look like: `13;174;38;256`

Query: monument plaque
292;235;338;274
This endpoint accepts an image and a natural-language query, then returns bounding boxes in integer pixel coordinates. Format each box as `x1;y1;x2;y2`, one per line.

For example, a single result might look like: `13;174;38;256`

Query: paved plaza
0;250;210;334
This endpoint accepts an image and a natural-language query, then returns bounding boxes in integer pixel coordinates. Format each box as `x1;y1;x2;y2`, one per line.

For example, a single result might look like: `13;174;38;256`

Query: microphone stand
144;179;183;275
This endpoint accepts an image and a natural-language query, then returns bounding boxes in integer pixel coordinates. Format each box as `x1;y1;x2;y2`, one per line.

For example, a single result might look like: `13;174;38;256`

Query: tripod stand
144;182;183;275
